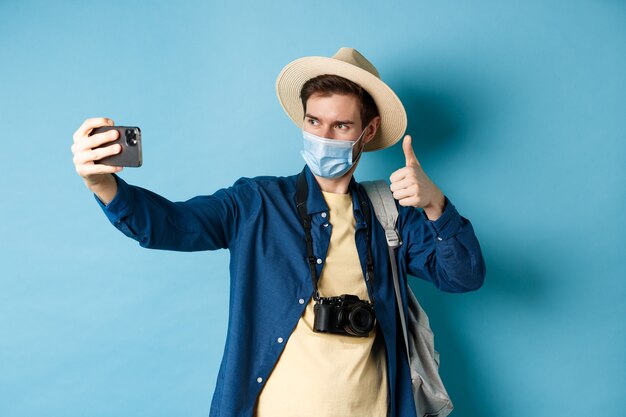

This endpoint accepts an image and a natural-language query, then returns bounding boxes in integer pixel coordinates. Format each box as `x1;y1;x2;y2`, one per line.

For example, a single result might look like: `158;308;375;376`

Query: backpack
362;180;454;417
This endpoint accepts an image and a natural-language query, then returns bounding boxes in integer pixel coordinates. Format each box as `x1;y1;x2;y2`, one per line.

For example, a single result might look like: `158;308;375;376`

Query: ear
363;116;381;144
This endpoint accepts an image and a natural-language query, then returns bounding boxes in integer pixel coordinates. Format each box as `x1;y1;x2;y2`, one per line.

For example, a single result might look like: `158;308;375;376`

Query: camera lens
125;130;137;146
346;304;375;336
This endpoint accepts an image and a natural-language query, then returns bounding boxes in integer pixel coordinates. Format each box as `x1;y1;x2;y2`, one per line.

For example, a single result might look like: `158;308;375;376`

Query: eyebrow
304;113;355;125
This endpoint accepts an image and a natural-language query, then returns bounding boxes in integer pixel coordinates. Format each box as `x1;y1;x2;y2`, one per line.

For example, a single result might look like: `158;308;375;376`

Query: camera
313;294;376;337
125;128;138;146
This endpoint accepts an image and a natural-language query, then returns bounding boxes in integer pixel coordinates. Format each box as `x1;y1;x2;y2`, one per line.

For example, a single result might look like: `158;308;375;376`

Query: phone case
90;126;142;167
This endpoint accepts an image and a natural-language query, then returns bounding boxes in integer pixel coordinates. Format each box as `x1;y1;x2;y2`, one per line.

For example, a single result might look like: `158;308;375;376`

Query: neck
312;163;358;194
314;175;351;194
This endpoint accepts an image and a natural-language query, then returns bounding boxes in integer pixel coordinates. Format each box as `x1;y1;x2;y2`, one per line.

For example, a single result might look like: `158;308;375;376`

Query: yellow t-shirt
254;191;389;417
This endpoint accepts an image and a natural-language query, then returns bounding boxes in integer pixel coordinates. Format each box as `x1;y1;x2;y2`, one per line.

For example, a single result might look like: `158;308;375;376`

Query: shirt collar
301;165;366;227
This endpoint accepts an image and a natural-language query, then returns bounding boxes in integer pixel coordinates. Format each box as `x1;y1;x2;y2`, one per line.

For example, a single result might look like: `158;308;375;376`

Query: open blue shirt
95;165;486;417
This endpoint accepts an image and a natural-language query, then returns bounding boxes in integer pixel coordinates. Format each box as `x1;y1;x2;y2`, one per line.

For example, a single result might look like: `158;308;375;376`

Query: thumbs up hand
389;135;446;220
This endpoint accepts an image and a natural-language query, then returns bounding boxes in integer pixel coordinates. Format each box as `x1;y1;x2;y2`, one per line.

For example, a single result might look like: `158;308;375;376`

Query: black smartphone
90;126;142;167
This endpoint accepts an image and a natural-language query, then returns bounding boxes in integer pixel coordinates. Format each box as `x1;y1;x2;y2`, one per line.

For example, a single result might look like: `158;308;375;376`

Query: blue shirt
95;166;486;417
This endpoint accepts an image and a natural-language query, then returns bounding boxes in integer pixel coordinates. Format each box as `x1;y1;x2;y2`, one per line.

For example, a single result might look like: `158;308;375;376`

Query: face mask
300;127;368;179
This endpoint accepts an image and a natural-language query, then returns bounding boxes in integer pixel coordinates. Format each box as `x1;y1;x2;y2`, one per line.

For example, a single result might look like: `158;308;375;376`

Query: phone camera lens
125;129;137;147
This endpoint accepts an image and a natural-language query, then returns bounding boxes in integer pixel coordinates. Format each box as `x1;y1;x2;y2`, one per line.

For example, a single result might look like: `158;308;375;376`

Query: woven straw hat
276;47;407;152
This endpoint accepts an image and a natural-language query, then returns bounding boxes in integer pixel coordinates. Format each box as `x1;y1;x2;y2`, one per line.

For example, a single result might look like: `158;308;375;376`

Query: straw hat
276;47;407;152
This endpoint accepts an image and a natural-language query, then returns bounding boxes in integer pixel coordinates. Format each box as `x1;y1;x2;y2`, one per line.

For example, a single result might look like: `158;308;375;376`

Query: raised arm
389;135;485;292
71;117;243;251
397;198;486;293
92;175;241;251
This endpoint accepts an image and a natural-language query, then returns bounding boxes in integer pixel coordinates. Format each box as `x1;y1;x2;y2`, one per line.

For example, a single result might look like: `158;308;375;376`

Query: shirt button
323;223;329;228
321;212;327;218
277;337;284;343
437;236;443;241
257;377;263;383
298;298;305;304
316;258;323;264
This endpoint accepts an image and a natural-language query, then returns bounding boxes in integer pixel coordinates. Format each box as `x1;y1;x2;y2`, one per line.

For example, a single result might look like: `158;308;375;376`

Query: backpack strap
363;181;454;416
361;180;410;359
361;180;402;248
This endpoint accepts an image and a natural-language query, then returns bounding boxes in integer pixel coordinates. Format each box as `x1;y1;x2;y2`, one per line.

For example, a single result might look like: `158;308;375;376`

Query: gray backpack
362;180;454;417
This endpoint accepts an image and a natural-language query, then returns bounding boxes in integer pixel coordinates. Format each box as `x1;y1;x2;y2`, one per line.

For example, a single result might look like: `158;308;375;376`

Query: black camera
313;294;376;337
125;128;138;146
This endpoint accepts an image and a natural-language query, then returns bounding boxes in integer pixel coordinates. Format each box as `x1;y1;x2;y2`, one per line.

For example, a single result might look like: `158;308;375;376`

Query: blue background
1;1;624;416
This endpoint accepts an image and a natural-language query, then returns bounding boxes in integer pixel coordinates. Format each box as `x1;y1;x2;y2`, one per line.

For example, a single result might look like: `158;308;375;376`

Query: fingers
392;187;415;201
390;135;438;208
389;176;415;193
72;129;119;152
71;125;121;180
71;117;122;187
402;135;420;167
73;117;114;143
71;129;120;165
391;176;418;200
389;166;415;183
73;143;122;165
390;156;422;206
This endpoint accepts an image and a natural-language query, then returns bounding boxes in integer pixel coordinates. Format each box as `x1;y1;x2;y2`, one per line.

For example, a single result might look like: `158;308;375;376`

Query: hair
300;74;379;127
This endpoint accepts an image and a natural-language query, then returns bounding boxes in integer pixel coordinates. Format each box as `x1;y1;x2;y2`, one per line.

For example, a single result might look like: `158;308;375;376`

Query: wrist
85;174;117;205
423;192;445;221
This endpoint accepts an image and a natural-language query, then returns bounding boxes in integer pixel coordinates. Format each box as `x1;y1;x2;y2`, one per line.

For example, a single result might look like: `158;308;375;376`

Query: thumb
403;135;420;167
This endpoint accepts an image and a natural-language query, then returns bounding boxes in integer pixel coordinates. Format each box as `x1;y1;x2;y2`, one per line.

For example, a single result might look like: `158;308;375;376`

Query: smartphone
90;126;142;167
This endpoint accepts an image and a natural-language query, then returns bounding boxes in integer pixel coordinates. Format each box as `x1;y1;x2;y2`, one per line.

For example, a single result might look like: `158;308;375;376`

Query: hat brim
276;56;407;152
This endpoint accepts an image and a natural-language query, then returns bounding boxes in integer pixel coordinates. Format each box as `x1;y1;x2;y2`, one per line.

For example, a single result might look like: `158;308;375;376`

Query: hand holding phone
71;117;134;204
90;126;142;167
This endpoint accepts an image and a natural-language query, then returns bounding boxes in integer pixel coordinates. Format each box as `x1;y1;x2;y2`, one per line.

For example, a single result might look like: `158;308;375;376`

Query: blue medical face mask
300;127;368;179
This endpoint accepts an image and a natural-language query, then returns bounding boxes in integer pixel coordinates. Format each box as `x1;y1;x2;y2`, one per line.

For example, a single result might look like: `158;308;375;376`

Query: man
71;48;486;417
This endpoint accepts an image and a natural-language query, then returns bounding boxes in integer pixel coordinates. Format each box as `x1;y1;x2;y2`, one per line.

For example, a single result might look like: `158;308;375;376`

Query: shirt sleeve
397;195;486;293
94;174;248;251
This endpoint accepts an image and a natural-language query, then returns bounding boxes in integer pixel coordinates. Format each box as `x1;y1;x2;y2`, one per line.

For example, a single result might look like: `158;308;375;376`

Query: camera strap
295;169;376;304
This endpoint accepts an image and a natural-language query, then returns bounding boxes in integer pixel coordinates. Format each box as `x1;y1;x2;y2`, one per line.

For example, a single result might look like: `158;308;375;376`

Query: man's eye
307;118;318;125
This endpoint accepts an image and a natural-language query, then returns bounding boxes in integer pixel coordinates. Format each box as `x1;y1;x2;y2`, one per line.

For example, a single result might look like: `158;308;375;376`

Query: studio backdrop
0;1;624;416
